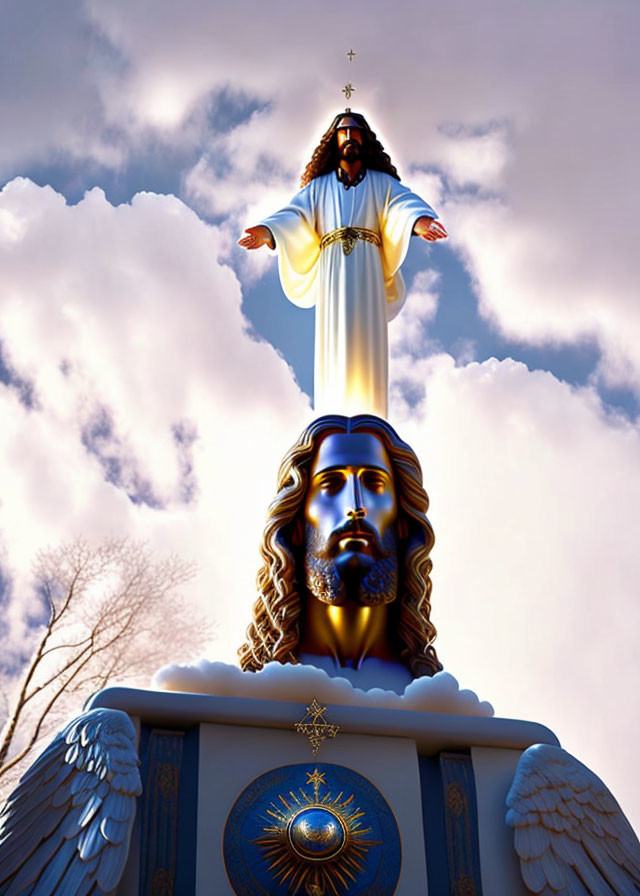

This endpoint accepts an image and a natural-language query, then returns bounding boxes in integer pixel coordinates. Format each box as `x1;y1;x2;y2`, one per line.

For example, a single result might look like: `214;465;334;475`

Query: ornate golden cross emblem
294;699;340;756
342;82;355;101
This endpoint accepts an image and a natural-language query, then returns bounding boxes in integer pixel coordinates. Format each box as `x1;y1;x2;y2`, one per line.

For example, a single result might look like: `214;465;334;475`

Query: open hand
237;225;275;250
414;217;448;242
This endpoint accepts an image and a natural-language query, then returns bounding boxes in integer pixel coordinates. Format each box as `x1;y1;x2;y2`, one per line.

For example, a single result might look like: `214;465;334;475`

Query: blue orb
287;807;347;861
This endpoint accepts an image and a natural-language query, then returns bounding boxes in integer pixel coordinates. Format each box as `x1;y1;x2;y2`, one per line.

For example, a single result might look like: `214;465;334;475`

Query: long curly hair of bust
238;415;441;678
300;112;401;188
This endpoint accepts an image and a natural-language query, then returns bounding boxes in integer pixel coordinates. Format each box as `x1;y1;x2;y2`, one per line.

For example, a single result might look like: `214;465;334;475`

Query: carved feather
0;708;141;896
507;743;640;895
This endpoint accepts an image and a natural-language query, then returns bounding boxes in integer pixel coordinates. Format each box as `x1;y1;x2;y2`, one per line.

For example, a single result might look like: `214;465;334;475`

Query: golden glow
327;605;342;627
328;605;370;637
303;600;395;669
358;607;371;626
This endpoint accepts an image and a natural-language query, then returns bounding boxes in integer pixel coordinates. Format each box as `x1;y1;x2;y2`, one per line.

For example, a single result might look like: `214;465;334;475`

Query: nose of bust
345;472;366;520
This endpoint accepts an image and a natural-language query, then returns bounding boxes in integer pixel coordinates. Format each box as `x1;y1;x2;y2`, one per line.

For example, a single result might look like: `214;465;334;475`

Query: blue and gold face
305;433;397;551
303;433;398;608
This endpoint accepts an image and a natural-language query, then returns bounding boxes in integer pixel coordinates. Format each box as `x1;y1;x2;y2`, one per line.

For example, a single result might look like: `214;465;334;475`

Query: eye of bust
360;470;388;493
316;471;346;495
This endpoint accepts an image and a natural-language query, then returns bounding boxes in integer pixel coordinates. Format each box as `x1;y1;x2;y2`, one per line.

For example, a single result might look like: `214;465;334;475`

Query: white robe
262;169;437;418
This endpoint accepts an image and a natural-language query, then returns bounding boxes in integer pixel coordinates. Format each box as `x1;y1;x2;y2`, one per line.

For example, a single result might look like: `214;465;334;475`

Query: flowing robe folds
262;169;438;418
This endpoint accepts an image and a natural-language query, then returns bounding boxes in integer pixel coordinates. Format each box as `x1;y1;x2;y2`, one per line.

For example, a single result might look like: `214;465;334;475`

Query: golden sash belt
320;226;381;256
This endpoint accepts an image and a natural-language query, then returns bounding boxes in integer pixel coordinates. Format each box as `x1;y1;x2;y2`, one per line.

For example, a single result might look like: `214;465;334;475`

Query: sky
1;0;640;833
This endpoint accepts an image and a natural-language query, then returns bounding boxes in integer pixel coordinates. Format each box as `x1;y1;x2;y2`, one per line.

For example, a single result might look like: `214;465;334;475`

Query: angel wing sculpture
0;707;141;896
507;743;640;895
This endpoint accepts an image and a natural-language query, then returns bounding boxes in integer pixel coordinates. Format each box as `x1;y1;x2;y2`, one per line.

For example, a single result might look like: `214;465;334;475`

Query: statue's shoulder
368;168;395;184
309;172;334;192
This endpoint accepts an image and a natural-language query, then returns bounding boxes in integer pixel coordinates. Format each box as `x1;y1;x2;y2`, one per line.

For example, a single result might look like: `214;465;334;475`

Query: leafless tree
0;536;208;791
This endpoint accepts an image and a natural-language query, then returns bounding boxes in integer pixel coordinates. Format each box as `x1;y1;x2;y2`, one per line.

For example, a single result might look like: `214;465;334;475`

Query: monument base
87;682;557;895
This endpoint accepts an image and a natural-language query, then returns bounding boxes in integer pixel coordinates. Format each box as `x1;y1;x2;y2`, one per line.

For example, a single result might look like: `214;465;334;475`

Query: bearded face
239;415;440;677
303;432;399;607
340;139;361;162
336;124;363;162
304;521;398;606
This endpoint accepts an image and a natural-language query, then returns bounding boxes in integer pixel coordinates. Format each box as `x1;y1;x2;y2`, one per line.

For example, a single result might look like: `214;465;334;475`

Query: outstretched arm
413;216;448;242
238;225;275;250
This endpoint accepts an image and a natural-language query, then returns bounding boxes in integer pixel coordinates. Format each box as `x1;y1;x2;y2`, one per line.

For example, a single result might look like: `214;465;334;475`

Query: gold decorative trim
320;226;381;256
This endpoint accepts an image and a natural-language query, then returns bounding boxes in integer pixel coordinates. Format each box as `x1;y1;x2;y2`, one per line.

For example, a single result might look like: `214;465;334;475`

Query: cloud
0;1;125;173
389;345;640;830
153;659;494;716
390;269;440;359
0;177;309;652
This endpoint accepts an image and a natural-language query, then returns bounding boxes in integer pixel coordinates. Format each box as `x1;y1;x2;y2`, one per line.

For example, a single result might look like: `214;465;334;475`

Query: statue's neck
338;158;363;183
298;599;397;670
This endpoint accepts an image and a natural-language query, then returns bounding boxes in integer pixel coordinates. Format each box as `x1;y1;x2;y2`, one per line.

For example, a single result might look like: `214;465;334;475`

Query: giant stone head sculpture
238;415;441;678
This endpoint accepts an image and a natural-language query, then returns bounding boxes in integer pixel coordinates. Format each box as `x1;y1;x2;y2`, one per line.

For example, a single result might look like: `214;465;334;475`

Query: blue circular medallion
223;763;401;896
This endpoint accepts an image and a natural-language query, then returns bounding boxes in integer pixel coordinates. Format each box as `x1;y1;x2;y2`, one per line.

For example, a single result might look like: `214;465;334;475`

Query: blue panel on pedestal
439;752;484;895
223;763;401;896
137;725;199;896
418;751;484;895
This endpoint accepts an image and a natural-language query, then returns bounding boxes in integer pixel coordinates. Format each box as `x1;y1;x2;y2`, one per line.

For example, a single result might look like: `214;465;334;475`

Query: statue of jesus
239;111;447;418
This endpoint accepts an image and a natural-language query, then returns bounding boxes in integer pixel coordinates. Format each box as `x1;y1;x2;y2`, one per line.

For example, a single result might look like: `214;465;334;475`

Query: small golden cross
347;49;356;62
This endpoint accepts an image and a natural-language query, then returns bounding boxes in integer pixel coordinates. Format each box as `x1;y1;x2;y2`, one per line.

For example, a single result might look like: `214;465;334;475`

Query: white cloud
437;123;511;190
0;178;309;652
154;659;494;716
0;3;124;173
389;350;640;831
390;268;440;360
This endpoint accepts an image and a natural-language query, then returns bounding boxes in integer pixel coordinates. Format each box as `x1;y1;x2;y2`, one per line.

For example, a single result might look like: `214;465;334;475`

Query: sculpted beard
304;523;398;607
340;139;361;162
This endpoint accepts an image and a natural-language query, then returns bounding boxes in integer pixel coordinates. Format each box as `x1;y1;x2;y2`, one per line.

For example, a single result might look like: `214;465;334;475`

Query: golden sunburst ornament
254;767;379;895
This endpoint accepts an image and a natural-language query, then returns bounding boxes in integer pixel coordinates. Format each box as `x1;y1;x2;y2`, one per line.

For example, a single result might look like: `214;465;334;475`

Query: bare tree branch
0;536;209;785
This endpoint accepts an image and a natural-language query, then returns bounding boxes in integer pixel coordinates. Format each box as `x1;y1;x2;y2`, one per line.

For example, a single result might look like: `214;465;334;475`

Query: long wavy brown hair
300;112;401;188
238;415;441;678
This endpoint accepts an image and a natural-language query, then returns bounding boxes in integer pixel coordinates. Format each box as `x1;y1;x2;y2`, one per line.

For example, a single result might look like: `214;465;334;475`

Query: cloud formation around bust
153;659;494;717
